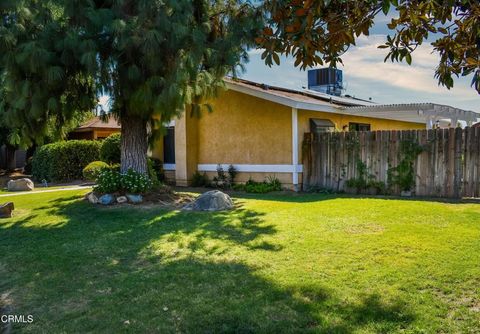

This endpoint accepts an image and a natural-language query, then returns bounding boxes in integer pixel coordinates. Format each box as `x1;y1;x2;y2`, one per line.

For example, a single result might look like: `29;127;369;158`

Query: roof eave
226;81;339;113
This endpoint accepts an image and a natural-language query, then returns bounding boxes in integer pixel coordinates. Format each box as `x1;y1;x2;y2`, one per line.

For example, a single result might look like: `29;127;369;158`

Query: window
349;122;371;131
163;127;175;164
310;118;335;134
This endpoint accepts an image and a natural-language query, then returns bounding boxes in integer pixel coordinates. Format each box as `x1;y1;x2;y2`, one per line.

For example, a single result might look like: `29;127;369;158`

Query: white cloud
243;34;479;112
340;35;475;99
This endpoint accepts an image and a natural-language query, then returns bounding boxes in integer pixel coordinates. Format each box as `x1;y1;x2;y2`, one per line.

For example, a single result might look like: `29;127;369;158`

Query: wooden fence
302;127;480;198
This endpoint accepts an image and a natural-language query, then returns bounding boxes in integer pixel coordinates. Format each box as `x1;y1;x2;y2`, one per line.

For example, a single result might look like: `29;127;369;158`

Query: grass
0;185;90;195
0;190;479;333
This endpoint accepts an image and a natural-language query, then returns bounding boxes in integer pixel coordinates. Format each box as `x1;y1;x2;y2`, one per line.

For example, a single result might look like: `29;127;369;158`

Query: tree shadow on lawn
0;194;415;333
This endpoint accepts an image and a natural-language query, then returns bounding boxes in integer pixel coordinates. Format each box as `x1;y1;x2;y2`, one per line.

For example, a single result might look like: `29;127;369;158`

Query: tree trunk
5;144;16;171
120;113;148;174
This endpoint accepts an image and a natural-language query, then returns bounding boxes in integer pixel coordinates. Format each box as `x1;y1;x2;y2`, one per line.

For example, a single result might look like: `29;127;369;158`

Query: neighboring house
151;73;478;190
69;115;121;140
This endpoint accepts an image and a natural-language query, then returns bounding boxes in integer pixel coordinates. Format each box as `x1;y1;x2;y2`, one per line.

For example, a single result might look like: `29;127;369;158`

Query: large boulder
98;194;115;205
183;190;233;211
126;194;143;204
0;202;14;218
86;192;99;204
7;178;34;192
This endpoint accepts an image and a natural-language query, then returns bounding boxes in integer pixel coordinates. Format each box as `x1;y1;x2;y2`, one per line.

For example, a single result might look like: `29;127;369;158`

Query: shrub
100;133;121;163
94;169;123;194
82;161;109;181
242;176;282;194
32;140;101;181
212;164;237;188
388;140;424;191
191;171;210;187
121;169;153;193
94;169;153;194
148;157;165;184
24;156;33;175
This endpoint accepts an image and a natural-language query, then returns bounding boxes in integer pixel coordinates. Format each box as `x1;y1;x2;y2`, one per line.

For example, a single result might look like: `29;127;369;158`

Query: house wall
197;90;292;165
152;89;426;189
94;129;120;139
297;110;425;162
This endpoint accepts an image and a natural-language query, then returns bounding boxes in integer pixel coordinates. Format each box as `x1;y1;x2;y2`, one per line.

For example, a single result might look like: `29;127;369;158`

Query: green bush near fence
32;140;101;181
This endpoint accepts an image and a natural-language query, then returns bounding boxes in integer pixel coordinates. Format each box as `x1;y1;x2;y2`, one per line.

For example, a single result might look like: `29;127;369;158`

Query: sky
240;14;479;113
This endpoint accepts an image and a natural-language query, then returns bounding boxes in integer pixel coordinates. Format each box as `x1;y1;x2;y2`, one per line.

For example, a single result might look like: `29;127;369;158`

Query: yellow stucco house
152;78;478;190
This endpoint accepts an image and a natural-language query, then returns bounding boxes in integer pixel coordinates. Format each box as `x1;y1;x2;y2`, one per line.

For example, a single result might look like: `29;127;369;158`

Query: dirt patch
345;223;385;235
141;189;196;209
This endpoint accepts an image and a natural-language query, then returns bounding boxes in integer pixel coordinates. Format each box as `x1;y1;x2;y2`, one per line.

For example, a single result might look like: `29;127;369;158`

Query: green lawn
0;185;90;194
1;190;479;333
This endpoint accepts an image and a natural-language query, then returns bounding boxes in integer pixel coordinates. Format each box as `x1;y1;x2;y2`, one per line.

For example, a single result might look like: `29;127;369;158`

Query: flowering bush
94;169;152;194
121;169;153;194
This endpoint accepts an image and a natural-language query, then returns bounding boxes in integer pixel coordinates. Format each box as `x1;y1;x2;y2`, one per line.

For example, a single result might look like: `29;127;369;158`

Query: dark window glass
349;122;371;131
163;127;175;163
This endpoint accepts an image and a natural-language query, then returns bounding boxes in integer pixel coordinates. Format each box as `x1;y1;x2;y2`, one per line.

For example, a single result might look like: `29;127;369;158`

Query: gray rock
86;192;99;204
116;196;128;204
126;194;143;204
99;194;115;205
0;202;14;218
7;178;34;192
182;190;233;211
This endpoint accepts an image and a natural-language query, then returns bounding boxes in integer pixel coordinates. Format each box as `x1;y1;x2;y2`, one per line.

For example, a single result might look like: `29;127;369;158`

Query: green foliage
0;0;262;172
389;140;424;192
212;164;237;189
24;156;33;175
346;159;386;194
82;161;109;181
235;176;282;193
228;165;238;185
100;133;121;164
94;169;152;194
191;171;210;188
258;1;480;93
148;158;164;183
147;158;163;187
32;140;101;181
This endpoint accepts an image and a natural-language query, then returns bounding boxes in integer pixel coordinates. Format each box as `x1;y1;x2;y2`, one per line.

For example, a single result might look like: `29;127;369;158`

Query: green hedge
100;133;121;163
32;140;101;181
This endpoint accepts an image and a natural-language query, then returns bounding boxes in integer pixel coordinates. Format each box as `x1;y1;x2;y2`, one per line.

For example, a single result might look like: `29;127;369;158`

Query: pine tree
0;0;261;174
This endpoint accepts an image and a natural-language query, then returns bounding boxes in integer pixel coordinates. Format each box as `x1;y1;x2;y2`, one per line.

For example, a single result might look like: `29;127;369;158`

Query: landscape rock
116;196;128;204
86;192;99;204
7;178;34;192
99;194;115;205
0;202;14;218
126;194;143;204
182;190;233;211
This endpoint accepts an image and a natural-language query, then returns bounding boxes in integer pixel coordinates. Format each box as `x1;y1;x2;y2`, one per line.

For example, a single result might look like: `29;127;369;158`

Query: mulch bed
142;187;196;208
89;185;197;209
